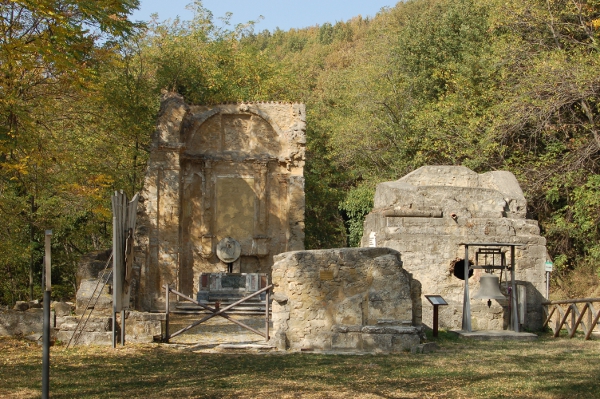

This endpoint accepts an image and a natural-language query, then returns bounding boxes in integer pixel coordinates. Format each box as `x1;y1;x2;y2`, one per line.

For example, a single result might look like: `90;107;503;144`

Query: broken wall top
152;92;305;173
374;166;527;219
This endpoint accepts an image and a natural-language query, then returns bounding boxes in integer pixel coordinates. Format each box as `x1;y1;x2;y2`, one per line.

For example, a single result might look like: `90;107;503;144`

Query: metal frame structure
461;242;523;332
163;284;273;343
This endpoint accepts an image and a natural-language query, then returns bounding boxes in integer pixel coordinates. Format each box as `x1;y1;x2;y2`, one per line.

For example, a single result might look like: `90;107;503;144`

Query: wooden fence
543;298;600;339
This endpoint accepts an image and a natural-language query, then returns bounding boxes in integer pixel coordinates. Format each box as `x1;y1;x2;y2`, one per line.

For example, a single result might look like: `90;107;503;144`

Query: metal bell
472;273;505;301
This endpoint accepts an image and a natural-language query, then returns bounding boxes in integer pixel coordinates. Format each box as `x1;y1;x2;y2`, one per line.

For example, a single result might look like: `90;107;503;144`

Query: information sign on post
545;260;553;299
425;295;448;337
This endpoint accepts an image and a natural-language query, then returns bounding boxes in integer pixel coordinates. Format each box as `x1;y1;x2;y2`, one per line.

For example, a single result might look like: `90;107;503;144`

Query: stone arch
185;107;285;157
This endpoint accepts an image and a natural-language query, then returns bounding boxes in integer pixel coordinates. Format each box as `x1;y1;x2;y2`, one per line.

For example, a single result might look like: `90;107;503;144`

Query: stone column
137;92;188;311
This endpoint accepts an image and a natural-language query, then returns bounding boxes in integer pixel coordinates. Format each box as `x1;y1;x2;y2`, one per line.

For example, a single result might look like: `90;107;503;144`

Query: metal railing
66;252;113;349
543;297;600;340
163;284;272;343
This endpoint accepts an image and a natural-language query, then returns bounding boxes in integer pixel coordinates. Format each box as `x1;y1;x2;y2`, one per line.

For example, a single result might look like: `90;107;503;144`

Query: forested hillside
1;0;599;304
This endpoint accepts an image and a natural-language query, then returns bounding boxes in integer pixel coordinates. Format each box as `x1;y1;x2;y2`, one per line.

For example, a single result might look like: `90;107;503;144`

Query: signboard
425;295;448;306
545;260;553;272
368;231;377;248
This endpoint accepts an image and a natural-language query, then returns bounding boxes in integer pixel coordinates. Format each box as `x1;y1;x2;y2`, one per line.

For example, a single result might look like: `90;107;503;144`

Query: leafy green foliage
0;0;139;303
2;0;600;303
339;185;375;247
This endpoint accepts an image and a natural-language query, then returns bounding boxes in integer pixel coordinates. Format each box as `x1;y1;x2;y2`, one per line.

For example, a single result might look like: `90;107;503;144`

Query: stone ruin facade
133;94;306;311
362;166;548;331
270;248;422;352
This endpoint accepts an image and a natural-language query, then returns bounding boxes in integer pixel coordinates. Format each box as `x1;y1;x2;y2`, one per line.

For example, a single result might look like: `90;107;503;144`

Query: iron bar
265;289;270;342
165;284;170;343
120;310;125;346
112;214;118;349
164;285;273;340
510;245;519;332
461;245;471;332
42;290;50;399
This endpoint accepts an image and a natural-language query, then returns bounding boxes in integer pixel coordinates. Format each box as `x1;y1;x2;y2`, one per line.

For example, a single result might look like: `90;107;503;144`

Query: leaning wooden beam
584;303;600;340
555;306;572;338
542;305;556;331
569;303;587;339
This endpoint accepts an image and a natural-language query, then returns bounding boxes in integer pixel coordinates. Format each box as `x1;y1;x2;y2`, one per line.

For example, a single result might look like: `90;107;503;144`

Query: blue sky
131;0;398;32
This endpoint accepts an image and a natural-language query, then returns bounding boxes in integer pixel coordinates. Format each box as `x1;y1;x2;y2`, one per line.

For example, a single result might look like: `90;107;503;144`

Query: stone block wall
271;248;421;352
134;93;306;311
362;166;548;331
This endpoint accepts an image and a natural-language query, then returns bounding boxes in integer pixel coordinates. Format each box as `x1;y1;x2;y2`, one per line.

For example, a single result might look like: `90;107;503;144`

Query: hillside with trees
1;0;599;304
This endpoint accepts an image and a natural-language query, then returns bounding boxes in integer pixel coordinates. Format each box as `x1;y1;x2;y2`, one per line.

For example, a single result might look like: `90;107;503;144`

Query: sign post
545;260;553;299
42;230;52;399
425;295;448;337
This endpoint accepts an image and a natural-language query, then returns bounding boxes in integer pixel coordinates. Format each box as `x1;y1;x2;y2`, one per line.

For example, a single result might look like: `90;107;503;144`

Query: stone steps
57;311;164;346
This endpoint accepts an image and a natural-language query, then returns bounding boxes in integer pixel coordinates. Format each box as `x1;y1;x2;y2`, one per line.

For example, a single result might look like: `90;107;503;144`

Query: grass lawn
1;331;598;398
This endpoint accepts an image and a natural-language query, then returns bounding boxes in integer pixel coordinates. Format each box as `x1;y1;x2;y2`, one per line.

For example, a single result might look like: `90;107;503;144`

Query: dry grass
1;331;599;398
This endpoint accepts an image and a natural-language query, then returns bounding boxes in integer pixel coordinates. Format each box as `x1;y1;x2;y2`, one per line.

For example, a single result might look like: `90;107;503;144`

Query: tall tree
0;0;139;303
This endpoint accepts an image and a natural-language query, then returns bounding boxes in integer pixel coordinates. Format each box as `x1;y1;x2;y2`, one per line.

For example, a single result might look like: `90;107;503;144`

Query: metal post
265;289;270;342
165;284;170;343
120;309;125;346
546;271;550;300
432;305;440;337
461;245;472;332
511;246;519;332
112;215;117;349
42;230;52;399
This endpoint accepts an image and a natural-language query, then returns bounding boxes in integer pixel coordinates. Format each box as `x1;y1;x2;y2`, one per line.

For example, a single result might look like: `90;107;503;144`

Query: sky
130;0;398;32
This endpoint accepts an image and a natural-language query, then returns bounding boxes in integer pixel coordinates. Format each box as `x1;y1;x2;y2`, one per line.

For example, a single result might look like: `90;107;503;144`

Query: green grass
1;332;599;398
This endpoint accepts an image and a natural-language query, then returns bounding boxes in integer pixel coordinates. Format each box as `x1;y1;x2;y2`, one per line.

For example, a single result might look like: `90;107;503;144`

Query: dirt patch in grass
1;332;599;398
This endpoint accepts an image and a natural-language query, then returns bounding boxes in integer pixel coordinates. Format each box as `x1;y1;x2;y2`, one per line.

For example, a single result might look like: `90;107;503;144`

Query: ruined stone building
362;166;548;331
133;94;306;311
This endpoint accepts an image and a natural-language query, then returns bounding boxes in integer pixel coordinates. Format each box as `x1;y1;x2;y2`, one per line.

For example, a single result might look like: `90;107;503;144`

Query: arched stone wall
133;93;306;311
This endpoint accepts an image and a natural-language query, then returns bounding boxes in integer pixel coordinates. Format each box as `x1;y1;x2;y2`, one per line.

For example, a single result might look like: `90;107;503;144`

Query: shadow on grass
2;336;600;398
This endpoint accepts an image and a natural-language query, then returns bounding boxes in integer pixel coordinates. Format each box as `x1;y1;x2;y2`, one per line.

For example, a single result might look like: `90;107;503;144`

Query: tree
0;0;139;303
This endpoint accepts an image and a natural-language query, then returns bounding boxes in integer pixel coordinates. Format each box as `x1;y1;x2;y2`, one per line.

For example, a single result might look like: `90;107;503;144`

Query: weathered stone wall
271;248;421;352
134;93;306;311
1;301;73;342
0;308;44;337
362;166;547;331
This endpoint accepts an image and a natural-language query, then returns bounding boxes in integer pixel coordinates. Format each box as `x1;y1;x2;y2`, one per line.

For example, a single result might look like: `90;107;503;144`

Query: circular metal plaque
216;237;241;263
